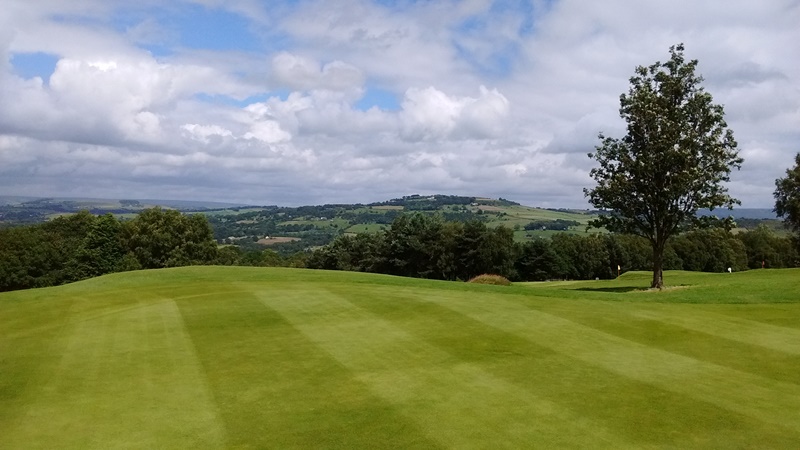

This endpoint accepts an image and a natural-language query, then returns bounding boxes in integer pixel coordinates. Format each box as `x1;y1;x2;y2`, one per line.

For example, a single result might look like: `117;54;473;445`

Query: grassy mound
2;266;800;448
467;273;511;285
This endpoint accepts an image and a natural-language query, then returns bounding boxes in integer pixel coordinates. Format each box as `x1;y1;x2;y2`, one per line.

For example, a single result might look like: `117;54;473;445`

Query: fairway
2;268;800;448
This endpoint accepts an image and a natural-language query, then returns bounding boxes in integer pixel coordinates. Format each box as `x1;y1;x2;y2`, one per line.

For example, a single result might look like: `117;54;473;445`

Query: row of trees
0;209;218;291
308;215;515;280
307;213;798;282
1;205;797;292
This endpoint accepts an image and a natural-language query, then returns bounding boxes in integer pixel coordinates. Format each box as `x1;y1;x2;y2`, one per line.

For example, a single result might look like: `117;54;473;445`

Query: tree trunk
651;259;664;289
651;242;665;289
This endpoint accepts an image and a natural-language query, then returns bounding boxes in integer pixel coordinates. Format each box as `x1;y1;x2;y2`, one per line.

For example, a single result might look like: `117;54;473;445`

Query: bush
467;274;511;286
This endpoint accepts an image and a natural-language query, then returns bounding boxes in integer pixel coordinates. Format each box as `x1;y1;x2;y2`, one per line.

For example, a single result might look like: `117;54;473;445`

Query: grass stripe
631;306;800;355
4;297;226;449
260;286;638;449
511;299;800;386
176;286;437;449
423;291;800;434
0;288;77;431
341;285;800;447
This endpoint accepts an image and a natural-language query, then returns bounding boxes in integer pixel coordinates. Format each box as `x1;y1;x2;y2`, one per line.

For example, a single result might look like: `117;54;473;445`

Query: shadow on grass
573;286;644;293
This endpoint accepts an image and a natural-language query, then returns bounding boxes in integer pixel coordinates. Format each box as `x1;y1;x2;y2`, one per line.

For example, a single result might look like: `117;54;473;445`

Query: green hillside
204;195;597;252
2;267;800;448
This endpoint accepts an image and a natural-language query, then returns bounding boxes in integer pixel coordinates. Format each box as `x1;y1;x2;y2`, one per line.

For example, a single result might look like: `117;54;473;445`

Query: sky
1;0;798;208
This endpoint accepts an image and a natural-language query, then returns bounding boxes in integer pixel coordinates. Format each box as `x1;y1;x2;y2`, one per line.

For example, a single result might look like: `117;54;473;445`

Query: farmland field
2;267;800;448
256;236;302;245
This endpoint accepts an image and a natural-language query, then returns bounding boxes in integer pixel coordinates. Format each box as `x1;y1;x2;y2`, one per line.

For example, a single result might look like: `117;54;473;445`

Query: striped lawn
1;267;799;448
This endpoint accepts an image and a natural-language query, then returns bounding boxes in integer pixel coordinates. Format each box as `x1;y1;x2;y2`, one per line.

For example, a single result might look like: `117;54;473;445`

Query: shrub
467;274;511;286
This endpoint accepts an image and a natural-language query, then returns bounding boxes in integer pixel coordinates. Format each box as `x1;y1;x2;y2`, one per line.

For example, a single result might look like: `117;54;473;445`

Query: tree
737;225;797;269
77;213;125;276
514;239;568;281
585;44;742;288
121;208;218;269
774;153;800;240
384;214;446;278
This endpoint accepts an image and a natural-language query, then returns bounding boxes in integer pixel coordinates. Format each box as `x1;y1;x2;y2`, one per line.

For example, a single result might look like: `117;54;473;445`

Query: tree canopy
774;153;800;238
585;44;743;288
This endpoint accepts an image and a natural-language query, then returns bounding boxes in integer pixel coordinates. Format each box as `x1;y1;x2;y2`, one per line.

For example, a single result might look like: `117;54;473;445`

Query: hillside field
2;267;800;448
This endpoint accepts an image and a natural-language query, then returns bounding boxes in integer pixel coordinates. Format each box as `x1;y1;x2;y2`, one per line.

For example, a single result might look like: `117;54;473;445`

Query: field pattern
2;267;800;448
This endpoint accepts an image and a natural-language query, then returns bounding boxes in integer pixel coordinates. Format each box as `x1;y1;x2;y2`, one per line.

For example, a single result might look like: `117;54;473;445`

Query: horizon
0;194;780;219
1;1;798;208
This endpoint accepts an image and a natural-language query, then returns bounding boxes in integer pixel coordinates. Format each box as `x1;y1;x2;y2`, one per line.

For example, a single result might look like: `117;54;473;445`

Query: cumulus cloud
1;0;799;207
271;52;365;93
400;85;509;141
181;124;233;143
0;51;247;148
243;121;291;143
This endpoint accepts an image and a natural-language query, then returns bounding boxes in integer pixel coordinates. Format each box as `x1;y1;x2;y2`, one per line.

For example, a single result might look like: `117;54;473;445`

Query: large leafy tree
585;44;743;289
774;153;800;239
121;207;218;269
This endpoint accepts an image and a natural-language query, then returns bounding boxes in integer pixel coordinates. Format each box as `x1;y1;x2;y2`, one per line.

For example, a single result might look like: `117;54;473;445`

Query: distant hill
0;197;253;224
199;194;599;254
1;195;783;251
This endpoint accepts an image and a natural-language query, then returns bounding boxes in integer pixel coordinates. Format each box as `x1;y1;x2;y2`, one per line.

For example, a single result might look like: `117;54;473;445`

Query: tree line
0;208;218;291
0;207;325;292
1;206;797;292
307;213;798;282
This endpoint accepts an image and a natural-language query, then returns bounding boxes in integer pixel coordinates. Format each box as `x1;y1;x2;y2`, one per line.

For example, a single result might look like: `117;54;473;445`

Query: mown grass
1;267;800;448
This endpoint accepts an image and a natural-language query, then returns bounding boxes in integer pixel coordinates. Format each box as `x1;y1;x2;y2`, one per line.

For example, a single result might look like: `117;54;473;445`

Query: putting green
1;267;799;448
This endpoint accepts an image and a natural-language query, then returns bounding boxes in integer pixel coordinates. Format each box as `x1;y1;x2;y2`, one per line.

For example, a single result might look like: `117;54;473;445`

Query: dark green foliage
374;194;477;210
775;153;800;238
514;239;569;281
121;208;218;269
306;233;386;273
216;246;244;266
452;221;516;280
586;44;742;288
383;214;447;278
736;226;798;269
340;209;402;224
77;213;126;276
308;211;795;282
308;214;516;281
0;208;219;292
4;202;797;293
523;219;580;231
0;212;96;290
550;234;612;280
669;229;747;272
604;234;646;273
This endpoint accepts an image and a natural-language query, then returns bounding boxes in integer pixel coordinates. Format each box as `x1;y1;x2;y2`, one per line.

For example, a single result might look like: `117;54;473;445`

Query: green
2;267;799;448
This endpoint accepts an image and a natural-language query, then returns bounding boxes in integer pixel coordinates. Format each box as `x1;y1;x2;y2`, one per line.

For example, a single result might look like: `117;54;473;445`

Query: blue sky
1;0;798;207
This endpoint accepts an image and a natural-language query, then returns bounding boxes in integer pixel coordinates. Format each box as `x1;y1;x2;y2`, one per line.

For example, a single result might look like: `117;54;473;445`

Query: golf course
2;266;800;448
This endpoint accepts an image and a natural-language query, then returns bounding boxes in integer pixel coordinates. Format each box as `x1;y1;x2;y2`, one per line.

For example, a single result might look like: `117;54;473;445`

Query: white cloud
181;124;233;143
0;50;248;147
400;85;509;141
271;52;365;92
243;121;291;143
457;86;510;138
0;0;798;207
